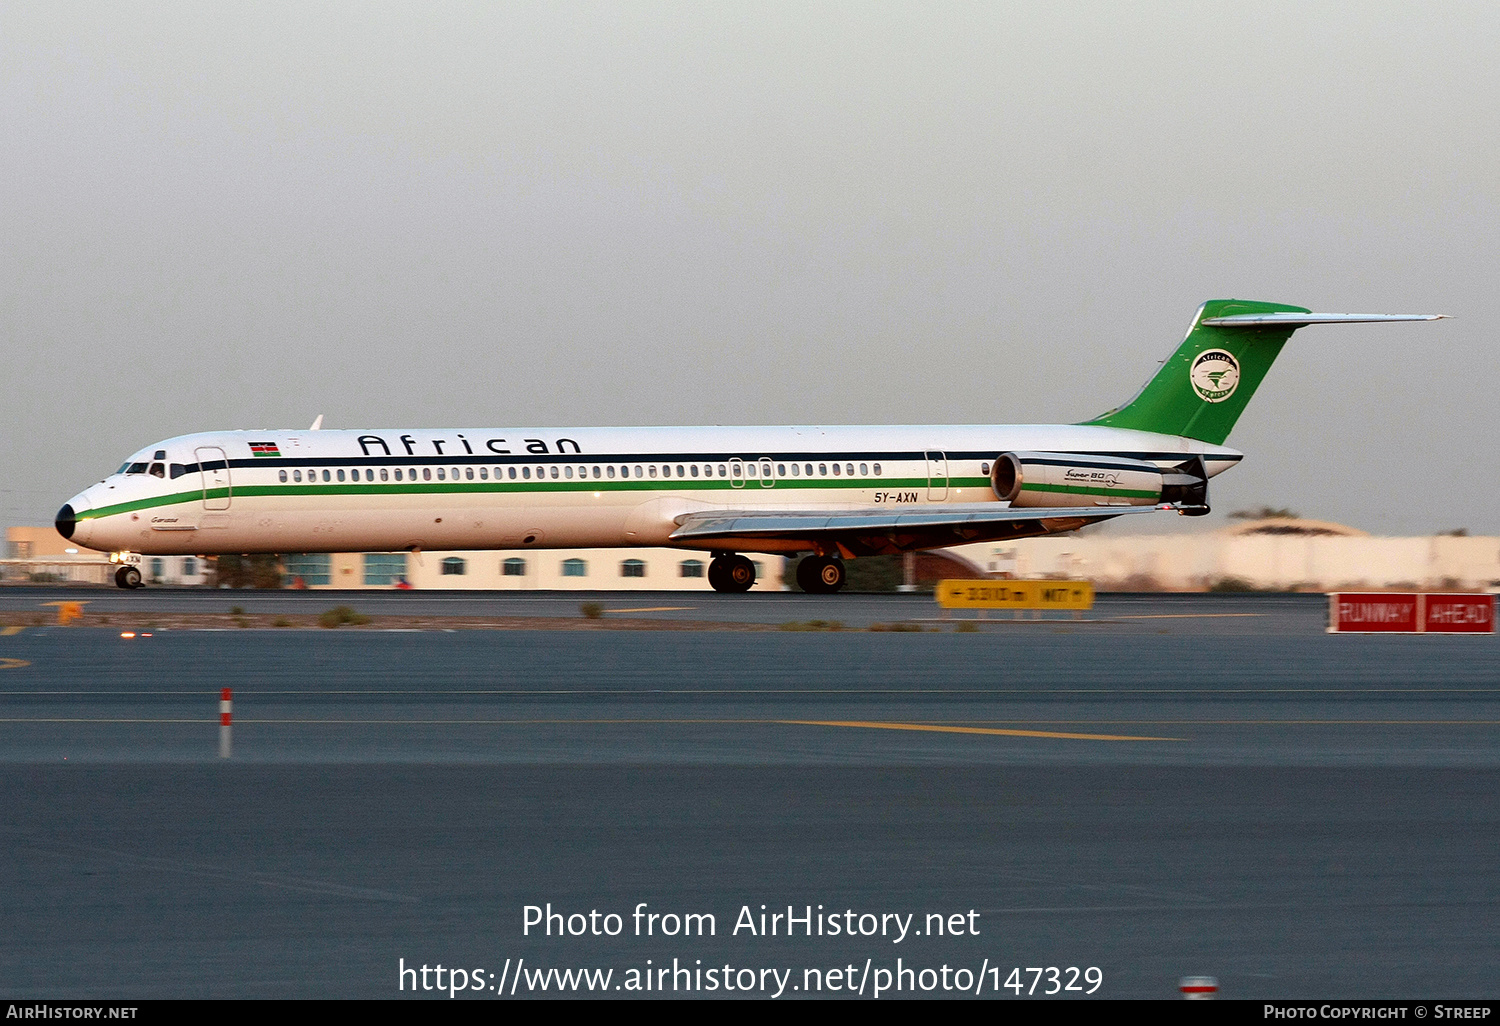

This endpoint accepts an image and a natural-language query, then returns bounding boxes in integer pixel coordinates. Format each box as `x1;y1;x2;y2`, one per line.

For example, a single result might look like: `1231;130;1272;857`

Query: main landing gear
114;565;144;589
796;555;846;594
707;554;757;593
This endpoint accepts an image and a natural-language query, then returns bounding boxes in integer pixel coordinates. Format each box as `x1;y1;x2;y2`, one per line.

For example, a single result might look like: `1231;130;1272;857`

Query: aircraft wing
668;502;1186;556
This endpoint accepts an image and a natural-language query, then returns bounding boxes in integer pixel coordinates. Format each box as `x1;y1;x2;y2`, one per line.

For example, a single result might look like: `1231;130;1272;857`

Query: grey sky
2;2;1495;533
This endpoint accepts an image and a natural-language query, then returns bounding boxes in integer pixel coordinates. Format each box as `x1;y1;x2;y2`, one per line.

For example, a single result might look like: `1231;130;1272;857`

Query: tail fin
1083;299;1444;444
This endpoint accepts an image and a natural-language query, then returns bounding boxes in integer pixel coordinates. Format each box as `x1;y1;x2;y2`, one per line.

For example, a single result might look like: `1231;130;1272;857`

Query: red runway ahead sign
1424;593;1496;633
1327;592;1495;634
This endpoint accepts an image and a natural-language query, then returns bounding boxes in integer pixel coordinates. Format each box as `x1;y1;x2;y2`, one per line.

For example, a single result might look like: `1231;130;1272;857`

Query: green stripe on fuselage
77;476;991;521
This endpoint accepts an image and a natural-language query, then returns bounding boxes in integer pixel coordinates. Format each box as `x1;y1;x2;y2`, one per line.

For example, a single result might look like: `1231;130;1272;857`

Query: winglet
309;414;324;431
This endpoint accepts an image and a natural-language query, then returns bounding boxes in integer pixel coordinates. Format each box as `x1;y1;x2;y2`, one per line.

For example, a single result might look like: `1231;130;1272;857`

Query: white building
283;549;785;591
948;519;1500;592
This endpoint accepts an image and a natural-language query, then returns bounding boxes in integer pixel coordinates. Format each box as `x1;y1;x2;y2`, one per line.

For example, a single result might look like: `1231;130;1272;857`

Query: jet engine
991;451;1208;512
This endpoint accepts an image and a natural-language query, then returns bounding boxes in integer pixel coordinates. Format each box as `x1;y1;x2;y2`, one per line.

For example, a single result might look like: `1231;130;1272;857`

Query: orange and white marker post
219;688;232;759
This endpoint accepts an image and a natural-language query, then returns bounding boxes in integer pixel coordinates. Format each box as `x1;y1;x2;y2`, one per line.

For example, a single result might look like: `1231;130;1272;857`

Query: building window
561;558;588;577
182;557;198;578
284;553;332;586
440;557;466;576
149;557;164;580
364;552;408;586
502;557;527;577
679;559;705;578
620;559;646;578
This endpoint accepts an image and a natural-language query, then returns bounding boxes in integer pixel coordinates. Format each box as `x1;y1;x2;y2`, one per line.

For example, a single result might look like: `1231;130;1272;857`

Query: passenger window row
267;462;888;483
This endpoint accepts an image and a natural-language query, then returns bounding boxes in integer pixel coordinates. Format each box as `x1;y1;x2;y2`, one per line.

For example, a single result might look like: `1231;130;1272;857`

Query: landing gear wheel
708;554;756;593
797;555;846;594
115;565;143;589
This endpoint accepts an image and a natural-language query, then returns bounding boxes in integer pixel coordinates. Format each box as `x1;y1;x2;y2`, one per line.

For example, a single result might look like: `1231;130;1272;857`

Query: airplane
55;299;1442;592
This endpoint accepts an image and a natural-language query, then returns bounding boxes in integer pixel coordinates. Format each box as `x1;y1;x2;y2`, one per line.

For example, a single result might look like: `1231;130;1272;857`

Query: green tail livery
1084;300;1444;445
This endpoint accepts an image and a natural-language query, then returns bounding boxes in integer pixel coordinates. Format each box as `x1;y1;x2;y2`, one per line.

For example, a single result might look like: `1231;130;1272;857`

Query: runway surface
0;585;1329;631
0;592;1496;998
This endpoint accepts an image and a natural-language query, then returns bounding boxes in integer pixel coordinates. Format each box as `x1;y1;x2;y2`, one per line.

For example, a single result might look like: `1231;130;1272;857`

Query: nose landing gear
707;554;757;593
796;555;846;594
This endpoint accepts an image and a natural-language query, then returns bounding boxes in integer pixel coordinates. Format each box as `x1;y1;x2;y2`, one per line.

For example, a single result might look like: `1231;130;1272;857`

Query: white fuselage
60;424;1240;556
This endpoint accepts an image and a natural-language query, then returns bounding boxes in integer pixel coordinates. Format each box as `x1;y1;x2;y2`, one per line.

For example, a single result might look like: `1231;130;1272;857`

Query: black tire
724;554;756;592
117;566;143;589
707;557;735;593
798;556;845;594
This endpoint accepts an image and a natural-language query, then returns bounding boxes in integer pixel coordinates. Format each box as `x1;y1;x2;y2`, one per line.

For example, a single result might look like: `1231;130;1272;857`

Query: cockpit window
127;462;148;475
117;463;130;475
154;450;167;460
169;464;187;480
148;463;165;478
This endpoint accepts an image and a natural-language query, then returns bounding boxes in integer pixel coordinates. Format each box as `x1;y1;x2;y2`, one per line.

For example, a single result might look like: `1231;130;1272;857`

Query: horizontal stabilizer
1201;312;1446;327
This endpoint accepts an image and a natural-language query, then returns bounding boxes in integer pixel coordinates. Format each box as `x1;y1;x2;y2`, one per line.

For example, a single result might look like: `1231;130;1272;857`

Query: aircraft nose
56;503;77;539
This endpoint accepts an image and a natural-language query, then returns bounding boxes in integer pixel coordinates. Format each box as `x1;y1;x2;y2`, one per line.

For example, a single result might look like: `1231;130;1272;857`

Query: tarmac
0;589;1495;998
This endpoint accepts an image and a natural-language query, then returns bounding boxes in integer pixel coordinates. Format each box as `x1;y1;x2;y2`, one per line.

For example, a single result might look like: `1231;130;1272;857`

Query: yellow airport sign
935;579;1094;611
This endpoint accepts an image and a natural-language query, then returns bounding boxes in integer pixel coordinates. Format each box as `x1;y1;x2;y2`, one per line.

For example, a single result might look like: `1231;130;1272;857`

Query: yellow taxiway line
781;719;1182;741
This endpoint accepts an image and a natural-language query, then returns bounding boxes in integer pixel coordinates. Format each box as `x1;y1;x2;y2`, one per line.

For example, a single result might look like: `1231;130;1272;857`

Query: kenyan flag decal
249;441;282;458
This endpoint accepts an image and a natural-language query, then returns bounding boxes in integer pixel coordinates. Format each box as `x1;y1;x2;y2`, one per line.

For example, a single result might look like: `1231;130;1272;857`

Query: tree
1228;506;1300;521
210;554;285;589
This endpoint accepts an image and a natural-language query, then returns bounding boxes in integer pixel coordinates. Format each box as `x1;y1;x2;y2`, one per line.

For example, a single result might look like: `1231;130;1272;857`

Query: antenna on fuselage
309;414;324;431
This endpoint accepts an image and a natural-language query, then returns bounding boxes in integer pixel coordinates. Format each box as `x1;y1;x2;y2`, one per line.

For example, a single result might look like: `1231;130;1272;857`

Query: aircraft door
925;450;948;501
195;446;232;510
